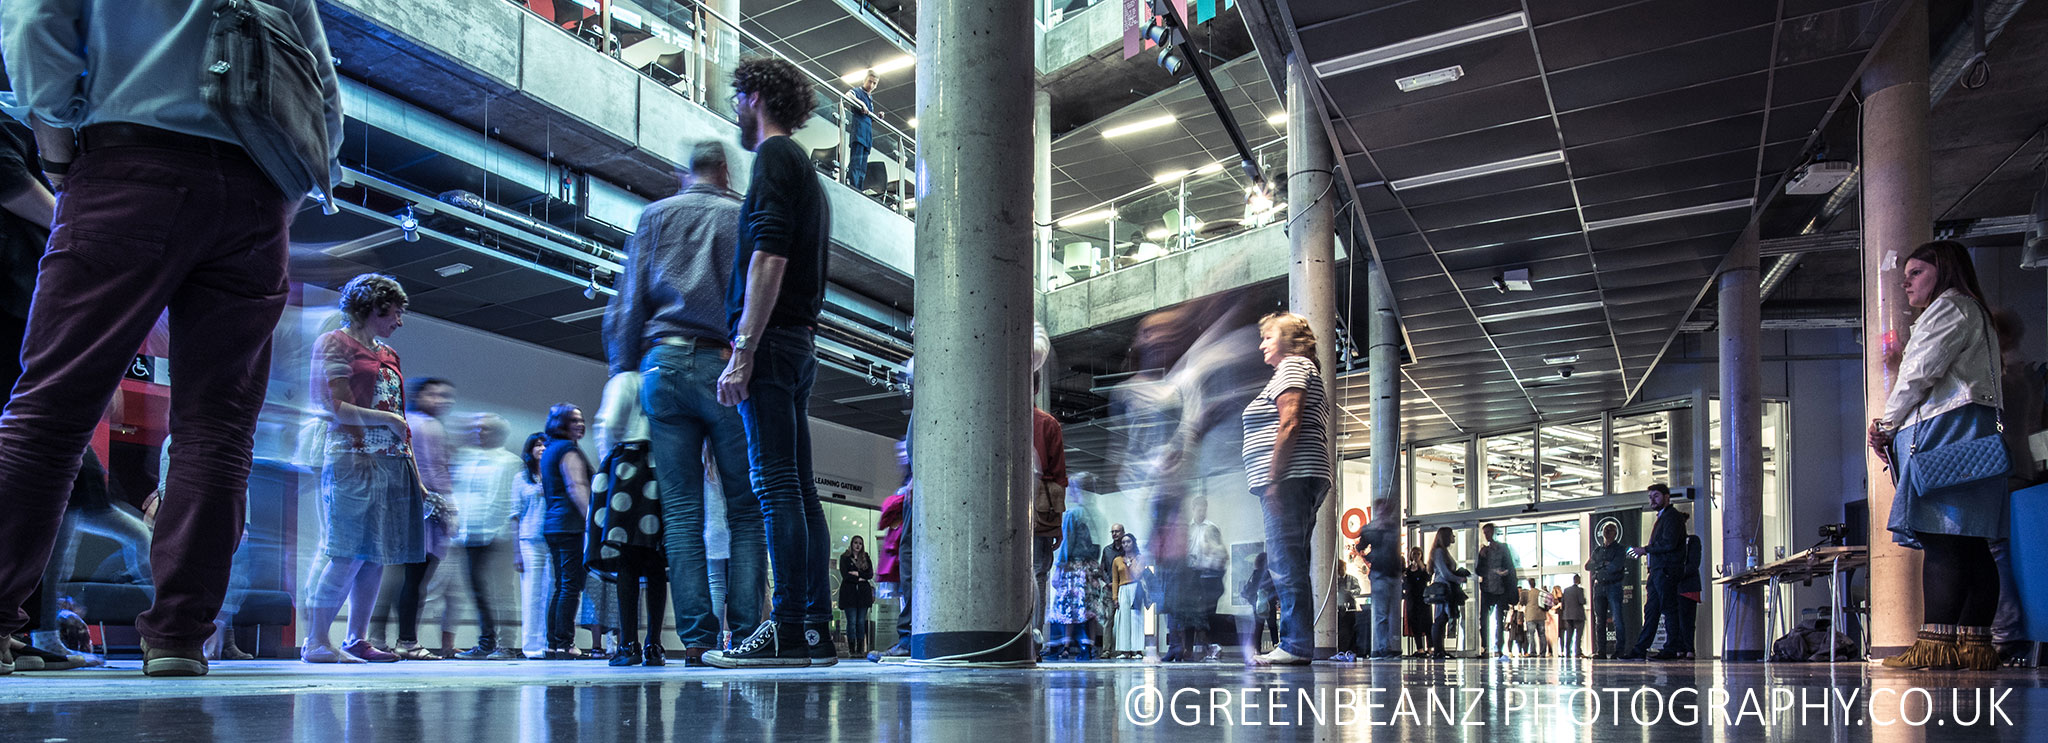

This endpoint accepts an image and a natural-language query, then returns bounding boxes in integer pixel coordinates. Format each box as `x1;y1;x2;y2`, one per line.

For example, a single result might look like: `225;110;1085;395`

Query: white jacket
594;371;650;455
1884;290;2002;429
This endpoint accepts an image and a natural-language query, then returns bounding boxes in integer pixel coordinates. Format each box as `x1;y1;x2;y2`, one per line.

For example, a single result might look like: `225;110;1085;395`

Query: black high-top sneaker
704;621;808;668
806;624;838;667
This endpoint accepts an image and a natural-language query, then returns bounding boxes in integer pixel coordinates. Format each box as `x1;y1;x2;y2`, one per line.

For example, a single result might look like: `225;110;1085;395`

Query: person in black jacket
1673;534;1704;659
1584;521;1632;658
837;537;874;657
1620;484;1688;660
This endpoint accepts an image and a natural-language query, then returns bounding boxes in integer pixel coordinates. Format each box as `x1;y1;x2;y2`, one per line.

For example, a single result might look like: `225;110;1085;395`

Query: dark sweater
729;135;831;332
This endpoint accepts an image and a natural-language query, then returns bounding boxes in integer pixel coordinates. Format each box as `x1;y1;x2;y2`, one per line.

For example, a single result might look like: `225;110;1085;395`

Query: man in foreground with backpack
0;0;341;677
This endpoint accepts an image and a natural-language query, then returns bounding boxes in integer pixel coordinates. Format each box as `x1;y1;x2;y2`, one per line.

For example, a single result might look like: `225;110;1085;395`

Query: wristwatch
732;333;753;352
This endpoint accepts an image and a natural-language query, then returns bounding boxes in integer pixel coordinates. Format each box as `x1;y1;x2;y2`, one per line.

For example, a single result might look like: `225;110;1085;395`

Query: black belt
79;123;252;161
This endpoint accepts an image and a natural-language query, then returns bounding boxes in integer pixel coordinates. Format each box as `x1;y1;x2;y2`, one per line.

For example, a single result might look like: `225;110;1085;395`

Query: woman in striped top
1241;312;1331;665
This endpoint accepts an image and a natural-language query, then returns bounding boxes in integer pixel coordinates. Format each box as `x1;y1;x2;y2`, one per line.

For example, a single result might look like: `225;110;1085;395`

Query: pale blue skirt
1888;404;2011;547
320;454;427;564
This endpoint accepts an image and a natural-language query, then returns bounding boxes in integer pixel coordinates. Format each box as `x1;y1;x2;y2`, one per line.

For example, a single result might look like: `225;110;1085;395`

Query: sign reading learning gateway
816;474;872;504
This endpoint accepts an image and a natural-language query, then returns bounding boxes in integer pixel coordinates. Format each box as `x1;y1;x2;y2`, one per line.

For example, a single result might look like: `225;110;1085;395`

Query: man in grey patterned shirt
602;140;764;666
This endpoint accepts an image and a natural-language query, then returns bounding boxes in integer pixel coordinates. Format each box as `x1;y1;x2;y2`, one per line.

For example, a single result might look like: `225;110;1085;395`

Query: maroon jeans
0;140;292;649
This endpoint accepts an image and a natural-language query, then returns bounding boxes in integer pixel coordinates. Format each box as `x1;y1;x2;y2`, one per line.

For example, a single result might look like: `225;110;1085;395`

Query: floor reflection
3;660;2042;742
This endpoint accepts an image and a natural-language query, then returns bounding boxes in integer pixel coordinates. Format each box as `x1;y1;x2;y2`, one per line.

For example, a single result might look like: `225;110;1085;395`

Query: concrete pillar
1860;0;1929;659
1368;259;1400;537
1719;226;1766;662
1287;53;1341;657
908;0;1037;663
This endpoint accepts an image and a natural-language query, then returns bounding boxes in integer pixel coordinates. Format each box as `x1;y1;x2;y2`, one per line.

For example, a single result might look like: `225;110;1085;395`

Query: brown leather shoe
677;647;712;667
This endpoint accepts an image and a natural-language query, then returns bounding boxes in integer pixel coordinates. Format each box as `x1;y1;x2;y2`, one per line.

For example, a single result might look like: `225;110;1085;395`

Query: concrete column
908;0;1037;663
1368;259;1400;535
1719;226;1766;662
1287;53;1341;657
1860;0;1929;659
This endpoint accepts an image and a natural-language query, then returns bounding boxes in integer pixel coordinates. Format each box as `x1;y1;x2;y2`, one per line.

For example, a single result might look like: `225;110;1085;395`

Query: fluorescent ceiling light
1389;151;1564;191
1145;227;1171;240
1583;198;1756;231
1472;300;1605;325
1395;65;1465;93
433;262;473;278
1102;114;1178;139
1313;13;1529;78
553;307;606;323
1194;161;1225;176
1542;353;1579;365
1152;169;1190;184
841;55;914;84
1057;209;1115;228
1267;112;1287;126
908;117;918;128
1545;425;1600;443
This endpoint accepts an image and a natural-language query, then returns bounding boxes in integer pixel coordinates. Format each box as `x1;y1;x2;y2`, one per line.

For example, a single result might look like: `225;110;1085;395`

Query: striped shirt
1241;355;1332;491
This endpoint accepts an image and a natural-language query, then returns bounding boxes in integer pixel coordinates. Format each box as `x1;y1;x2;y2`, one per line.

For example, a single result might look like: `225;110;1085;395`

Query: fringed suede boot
1956;626;1999;671
1881;624;1961;670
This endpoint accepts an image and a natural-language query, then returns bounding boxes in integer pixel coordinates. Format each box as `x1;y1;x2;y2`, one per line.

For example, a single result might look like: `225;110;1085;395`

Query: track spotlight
584;273;599;300
1157;47;1183;75
398;206;420;242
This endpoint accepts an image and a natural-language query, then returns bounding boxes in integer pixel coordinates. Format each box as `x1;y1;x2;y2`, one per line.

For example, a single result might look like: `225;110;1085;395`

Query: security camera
1559;365;1574;379
1492;275;1508;293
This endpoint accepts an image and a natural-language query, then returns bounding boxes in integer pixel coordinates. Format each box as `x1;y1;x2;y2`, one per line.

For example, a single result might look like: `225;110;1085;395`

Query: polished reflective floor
3;657;2043;741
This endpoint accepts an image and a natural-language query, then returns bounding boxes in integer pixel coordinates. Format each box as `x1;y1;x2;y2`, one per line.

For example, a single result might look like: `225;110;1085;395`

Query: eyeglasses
730;91;748;107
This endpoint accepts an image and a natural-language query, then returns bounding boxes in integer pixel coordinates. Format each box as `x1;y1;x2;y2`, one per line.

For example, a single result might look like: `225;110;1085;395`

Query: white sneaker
1253;648;1311;666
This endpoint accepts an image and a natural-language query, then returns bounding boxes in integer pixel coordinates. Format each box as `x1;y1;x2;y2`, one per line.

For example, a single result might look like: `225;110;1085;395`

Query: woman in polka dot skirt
588;371;668;667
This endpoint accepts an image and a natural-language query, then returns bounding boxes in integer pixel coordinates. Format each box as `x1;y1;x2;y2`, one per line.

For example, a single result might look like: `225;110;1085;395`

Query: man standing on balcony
845;70;878;191
604;139;765;667
0;0;341;677
708;57;834;669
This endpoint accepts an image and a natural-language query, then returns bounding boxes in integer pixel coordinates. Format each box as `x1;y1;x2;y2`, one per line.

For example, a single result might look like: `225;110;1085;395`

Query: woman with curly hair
300;274;427;663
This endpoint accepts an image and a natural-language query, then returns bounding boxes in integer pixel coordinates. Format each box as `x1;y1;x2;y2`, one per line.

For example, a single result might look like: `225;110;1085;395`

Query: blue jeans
1256;477;1328;658
643;342;765;648
1369;574;1401;653
739;327;831;625
1592;582;1626;655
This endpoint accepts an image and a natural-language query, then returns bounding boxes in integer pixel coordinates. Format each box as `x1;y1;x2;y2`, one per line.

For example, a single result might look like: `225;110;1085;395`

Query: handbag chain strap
1907;297;2004;454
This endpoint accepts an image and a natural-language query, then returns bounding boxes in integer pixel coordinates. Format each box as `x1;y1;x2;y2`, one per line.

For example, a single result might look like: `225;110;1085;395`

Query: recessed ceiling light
1582;198;1755;231
1057;209;1115;228
1313;13;1529;78
908;117;918;128
1389;151;1564;191
1267;112;1287;126
433;262;473;277
841;55;914;84
1102;114;1178;139
1543;353;1580;365
1395;65;1465;93
1152;169;1190;184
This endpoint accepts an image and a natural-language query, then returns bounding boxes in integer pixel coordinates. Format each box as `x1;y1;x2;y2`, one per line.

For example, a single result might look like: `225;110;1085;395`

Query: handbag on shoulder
203;0;336;207
1906;305;2012;495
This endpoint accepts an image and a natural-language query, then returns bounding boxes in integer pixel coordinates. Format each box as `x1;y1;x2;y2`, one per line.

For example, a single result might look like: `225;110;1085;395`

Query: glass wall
1611;409;1675;493
1411;441;1469;516
1479;431;1535;508
1538;418;1604;500
821;501;882;648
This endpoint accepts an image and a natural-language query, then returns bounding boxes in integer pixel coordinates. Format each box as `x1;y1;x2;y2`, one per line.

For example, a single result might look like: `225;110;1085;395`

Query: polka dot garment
585;441;664;576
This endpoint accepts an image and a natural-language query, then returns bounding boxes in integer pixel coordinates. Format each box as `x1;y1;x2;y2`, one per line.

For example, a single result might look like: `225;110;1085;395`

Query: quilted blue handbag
1906;312;2011;494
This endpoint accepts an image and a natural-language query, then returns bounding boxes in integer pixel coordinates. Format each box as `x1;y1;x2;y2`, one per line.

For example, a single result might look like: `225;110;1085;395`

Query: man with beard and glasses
706;57;834;669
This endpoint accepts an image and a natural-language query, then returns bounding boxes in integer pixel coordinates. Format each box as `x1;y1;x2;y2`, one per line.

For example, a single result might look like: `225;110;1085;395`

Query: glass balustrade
510;0;919;216
1044;138;1288;291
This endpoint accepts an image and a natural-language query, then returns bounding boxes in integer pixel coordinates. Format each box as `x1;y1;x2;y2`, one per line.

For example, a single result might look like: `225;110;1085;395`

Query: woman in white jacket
1866;240;2007;671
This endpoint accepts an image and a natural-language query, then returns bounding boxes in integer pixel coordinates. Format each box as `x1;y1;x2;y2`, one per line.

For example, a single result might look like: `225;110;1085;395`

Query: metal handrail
695;3;917;148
